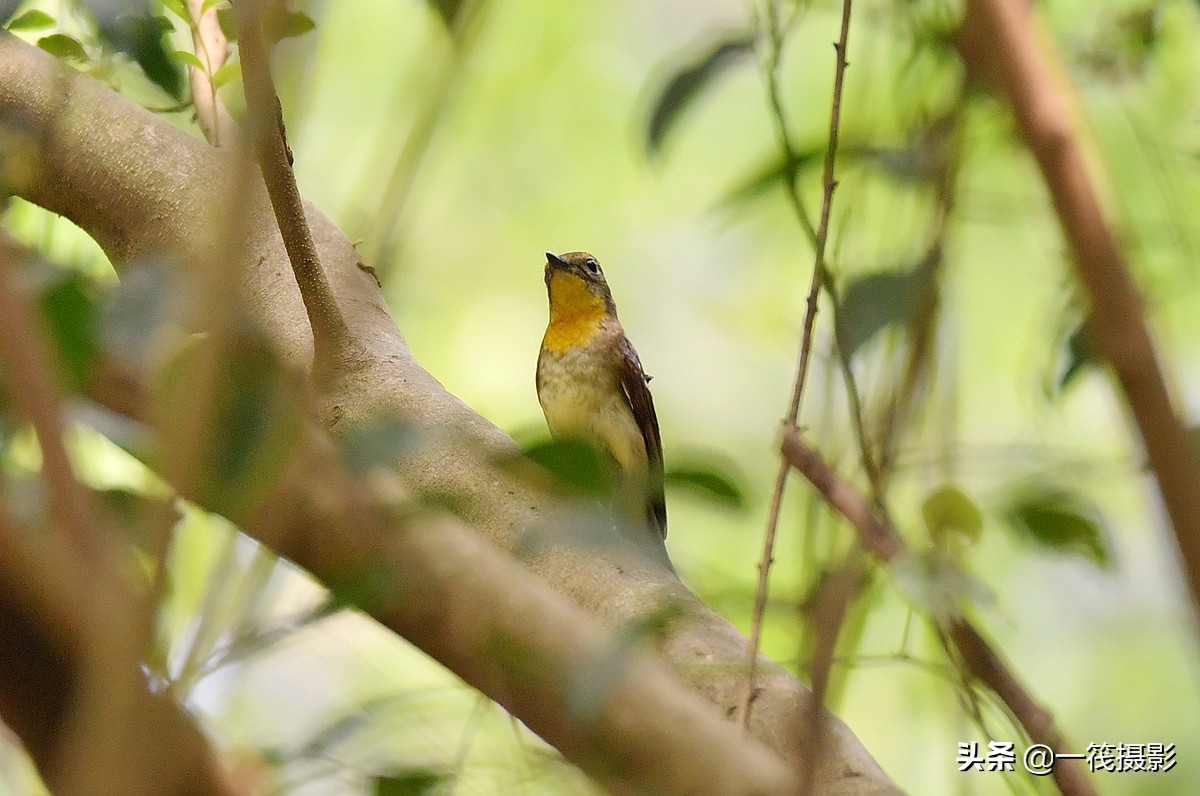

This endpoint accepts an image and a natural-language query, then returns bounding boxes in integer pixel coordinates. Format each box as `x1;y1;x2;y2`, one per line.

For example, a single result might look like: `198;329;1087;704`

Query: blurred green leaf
6;9;55;30
857;117;954;185
212;62;241;88
201;0;225;13
374;770;449;796
891;548;992;621
161;332;303;522
160;0;188;22
37;271;98;391
172;49;206;71
664;465;745;509
262;8;315;42
100;258;184;373
646;32;755;156
1001;483;1112;569
318;565;392;617
338;416;420;476
922;483;982;545
719;147;823;207
519;437;612;496
91;4;184;99
1052;318;1099;396
95;486;179;551
835;266;932;360
216;6;314;43
216;7;235;40
205;337;302;518
37;33;89;61
425;0;466;30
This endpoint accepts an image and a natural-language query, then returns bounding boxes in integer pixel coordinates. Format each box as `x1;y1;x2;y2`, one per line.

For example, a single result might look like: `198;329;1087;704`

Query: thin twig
798;555;864;796
738;0;855;730
780;430;1099;796
233;0;363;375
0;234;102;560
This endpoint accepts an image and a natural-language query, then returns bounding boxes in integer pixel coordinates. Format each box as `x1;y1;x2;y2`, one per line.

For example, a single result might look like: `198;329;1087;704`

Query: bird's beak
545;252;568;270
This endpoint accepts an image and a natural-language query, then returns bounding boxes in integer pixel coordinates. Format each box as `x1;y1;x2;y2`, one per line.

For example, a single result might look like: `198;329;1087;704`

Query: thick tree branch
247;433;800;795
0;32;901;795
781;431;1098;796
958;0;1200;616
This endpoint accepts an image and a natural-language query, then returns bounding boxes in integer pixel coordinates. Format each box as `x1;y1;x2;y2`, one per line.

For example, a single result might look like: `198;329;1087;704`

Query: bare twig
233;0;364;374
958;0;1200;618
798;556;865;796
187;0;238;146
781;430;1099;796
0;235;101;560
738;0;855;731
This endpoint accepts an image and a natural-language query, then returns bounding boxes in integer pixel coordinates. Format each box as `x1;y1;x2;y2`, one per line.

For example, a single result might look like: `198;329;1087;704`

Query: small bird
536;251;666;538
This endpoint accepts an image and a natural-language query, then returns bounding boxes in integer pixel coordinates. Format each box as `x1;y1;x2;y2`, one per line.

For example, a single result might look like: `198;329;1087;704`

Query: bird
535;251;667;538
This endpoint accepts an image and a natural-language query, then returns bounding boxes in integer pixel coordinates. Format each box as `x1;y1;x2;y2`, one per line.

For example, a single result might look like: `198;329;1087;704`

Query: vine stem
737;0;855;731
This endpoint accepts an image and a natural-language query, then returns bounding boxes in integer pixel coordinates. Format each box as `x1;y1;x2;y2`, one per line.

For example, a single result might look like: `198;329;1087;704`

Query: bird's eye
585;258;600;274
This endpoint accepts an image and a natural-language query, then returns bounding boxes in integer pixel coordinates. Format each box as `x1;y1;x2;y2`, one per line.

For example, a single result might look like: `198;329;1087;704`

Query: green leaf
159;0;188;22
425;0;466;31
7;9;55;30
171;49;206;70
922;483;983;545
835;266;932;361
94;487;179;551
321;565;392;616
37;33;89;61
262;9;315;42
38;271;98;391
216;7;235;40
891;548;993;621
718;147;824;208
1053;318;1099;396
518;437;612;497
205;338;303;520
100;258;185;373
158;332;303;523
201;0;226;13
646;32;755;155
211;62;241;88
91;6;184;99
1001;484;1112;569
664;465;745;509
373;770;449;796
857;117;954;185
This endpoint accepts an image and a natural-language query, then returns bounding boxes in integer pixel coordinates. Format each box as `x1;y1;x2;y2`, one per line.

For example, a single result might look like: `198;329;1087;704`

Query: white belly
537;349;645;474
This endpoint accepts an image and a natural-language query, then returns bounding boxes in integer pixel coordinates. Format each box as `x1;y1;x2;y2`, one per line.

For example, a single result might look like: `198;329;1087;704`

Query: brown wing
618;335;667;538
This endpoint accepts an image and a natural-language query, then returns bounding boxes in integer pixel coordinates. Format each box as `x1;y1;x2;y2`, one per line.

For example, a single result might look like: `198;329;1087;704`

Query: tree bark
0;31;902;795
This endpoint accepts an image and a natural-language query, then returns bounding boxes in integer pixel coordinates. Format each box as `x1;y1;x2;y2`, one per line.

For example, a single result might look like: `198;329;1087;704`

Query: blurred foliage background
2;0;1200;793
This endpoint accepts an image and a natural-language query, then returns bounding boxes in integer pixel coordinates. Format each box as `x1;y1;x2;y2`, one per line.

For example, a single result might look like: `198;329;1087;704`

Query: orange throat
542;271;606;353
